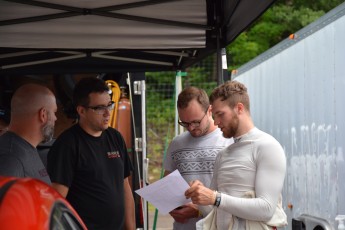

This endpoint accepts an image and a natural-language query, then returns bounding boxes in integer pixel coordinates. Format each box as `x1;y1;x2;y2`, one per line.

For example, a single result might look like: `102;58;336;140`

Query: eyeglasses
178;107;208;128
84;101;115;115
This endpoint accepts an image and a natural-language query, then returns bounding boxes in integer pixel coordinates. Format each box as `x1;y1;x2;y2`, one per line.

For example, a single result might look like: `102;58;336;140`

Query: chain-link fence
146;54;220;182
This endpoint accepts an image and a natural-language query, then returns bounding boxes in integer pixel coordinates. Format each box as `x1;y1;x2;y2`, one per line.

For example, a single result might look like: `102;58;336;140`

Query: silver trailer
232;2;345;230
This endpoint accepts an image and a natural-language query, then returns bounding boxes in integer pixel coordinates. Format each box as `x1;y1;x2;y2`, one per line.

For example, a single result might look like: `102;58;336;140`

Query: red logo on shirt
107;151;120;158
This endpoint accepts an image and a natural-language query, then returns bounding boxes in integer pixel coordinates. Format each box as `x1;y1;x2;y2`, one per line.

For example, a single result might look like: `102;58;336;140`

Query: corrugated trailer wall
232;3;345;229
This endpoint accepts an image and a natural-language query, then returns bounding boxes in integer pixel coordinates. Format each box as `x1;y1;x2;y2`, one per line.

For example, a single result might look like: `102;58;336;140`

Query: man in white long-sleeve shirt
185;80;287;229
164;86;233;230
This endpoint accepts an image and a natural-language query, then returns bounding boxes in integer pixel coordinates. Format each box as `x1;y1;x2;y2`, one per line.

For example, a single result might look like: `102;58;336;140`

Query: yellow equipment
105;80;121;128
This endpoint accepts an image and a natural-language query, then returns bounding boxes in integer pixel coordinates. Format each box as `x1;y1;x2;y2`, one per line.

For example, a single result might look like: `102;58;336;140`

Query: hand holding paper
135;170;191;214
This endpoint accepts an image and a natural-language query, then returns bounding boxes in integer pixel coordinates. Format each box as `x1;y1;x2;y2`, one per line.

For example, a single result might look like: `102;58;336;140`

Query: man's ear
235;103;245;114
76;105;85;117
38;107;47;123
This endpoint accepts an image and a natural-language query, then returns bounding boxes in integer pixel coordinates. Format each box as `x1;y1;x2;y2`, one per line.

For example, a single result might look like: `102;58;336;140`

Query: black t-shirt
47;124;133;230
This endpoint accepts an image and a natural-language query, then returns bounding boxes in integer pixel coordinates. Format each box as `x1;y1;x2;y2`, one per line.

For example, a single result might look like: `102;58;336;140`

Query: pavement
148;209;174;230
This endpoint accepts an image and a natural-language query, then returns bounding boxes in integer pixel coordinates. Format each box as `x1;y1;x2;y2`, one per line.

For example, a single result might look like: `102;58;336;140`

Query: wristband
214;191;221;207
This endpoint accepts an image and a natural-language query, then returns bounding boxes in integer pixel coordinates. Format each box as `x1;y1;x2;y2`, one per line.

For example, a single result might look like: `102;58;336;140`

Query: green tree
146;0;345;181
227;0;344;70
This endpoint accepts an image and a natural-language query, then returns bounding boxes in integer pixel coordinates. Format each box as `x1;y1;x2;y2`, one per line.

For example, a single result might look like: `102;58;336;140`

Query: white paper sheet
135;170;191;214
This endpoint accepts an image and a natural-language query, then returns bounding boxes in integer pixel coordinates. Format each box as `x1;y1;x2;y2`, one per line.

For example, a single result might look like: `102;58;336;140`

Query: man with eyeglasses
47;77;135;230
163;86;233;230
185;81;287;229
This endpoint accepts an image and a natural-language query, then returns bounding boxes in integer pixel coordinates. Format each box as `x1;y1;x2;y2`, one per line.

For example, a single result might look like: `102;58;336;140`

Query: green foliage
145;72;176;182
227;0;343;70
146;71;176;144
145;67;218;182
146;71;176;84
145;0;345;182
184;67;211;85
288;0;344;11
227;34;262;70
186;55;217;82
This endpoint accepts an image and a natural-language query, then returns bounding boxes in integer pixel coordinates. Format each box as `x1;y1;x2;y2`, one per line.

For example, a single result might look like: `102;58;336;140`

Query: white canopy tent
0;1;278;228
0;0;277;76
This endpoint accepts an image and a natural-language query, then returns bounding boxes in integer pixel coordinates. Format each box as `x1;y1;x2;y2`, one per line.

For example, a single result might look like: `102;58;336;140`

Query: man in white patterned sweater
163;86;233;230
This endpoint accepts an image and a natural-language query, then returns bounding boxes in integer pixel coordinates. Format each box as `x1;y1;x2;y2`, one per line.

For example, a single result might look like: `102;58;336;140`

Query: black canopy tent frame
1;1;278;229
0;0;277;82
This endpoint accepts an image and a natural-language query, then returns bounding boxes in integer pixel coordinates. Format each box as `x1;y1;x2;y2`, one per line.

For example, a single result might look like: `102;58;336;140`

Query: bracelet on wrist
214;191;221;207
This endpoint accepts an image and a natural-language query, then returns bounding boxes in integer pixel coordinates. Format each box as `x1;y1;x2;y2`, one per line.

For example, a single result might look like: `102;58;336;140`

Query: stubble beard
190;120;210;138
222;114;239;139
41;113;54;143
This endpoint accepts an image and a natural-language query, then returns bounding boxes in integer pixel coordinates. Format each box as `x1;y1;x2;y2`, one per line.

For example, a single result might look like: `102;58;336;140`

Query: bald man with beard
0;83;57;184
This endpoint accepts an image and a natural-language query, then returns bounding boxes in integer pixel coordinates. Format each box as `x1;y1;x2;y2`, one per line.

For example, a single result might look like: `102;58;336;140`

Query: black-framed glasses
84;101;115;115
178;107;209;128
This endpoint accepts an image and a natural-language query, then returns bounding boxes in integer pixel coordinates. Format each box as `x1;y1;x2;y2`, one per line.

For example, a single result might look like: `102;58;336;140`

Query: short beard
41;113;54;143
222;113;239;138
190;119;210;137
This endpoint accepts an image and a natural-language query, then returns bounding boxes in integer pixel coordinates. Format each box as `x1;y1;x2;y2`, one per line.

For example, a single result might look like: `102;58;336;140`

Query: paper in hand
135;170;191;214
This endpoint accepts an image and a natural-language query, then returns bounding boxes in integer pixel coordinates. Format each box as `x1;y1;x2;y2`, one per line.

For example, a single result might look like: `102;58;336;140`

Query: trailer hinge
135;138;143;152
134;81;142;95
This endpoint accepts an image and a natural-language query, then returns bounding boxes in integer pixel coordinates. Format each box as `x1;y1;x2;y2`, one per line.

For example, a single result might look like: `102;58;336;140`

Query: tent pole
216;33;223;85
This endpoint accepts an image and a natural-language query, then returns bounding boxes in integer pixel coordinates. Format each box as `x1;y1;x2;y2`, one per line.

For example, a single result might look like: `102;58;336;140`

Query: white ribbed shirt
200;128;286;230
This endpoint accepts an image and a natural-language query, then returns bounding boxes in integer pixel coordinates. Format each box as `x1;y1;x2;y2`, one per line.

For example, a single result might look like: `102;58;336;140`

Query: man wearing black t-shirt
47;77;135;230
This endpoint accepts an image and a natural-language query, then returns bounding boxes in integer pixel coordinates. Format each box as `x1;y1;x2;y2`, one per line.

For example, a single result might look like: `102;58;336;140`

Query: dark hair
177;86;209;110
209;80;250;112
73;77;110;106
